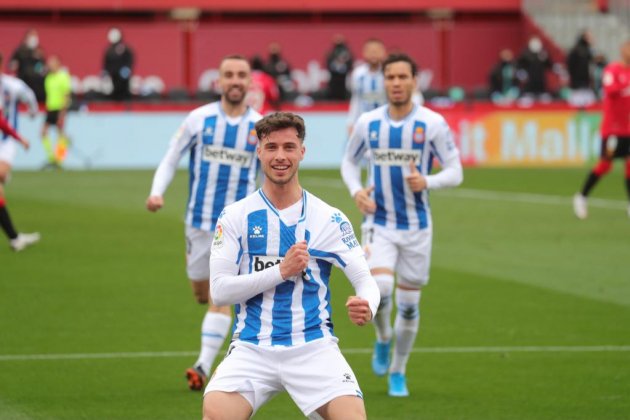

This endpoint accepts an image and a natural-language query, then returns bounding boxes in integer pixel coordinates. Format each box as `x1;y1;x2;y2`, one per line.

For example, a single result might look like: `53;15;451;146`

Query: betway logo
252;255;283;272
202;146;253;166
372;149;420;166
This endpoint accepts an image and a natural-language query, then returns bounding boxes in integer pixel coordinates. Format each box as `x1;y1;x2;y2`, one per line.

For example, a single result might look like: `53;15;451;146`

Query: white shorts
185;225;213;280
0;139;17;166
362;224;433;287
204;338;363;417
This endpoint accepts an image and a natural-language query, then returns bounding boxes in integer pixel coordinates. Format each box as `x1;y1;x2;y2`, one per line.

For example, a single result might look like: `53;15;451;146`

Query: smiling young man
146;55;262;390
341;53;463;397
202;112;380;420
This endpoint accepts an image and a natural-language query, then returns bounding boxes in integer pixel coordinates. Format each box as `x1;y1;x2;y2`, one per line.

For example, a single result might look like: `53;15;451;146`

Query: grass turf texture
1;167;629;419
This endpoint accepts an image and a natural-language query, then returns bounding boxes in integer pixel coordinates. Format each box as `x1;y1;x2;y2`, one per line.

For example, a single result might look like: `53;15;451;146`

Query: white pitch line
302;177;627;210
1;345;629;362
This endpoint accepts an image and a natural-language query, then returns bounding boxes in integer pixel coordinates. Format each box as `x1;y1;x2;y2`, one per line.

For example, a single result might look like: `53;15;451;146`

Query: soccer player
0;52;40;252
203;112;379;420
41;55;72;168
573;39;630;219
347;39;387;135
341;53;463;397
146;55;262;391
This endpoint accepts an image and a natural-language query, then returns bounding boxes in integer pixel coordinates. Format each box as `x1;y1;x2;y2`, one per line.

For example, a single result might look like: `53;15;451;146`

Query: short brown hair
382;53;417;76
255;112;306;142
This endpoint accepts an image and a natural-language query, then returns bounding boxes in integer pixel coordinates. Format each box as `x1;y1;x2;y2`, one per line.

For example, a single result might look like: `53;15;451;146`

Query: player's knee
373;274;394;309
395;288;421;322
593;160;612;176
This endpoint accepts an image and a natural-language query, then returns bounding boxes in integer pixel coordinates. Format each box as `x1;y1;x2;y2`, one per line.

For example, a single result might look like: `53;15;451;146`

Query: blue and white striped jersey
347;64;386;127
342;104;463;231
150;102;262;232
211;189;370;347
0;74;38;141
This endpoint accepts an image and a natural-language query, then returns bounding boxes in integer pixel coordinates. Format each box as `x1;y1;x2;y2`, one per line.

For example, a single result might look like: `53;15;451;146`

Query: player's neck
262;180;303;210
220;99;248;118
388;101;414;121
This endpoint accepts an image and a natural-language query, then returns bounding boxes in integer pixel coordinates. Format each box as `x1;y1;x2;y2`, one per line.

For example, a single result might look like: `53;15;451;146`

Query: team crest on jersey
249;225;265;239
247;128;258;145
213;224;224;249
413;126;425;143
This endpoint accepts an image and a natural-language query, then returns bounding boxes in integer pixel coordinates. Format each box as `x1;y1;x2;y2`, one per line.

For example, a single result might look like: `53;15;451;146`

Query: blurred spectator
9;29;46;101
42;55;72;169
593;53;607;99
325;34;353;100
264;42;293;100
246;55;280;115
489;48;519;102
567;30;596;107
517;36;554;98
347;38;387;133
103;27;134;101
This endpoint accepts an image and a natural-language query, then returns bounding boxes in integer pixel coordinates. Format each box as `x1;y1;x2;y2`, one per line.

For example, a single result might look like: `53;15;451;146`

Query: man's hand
346;296;372;326
279;241;309;280
146;195;164;212
19;137;30;151
354;186;376;215
405;160;427;192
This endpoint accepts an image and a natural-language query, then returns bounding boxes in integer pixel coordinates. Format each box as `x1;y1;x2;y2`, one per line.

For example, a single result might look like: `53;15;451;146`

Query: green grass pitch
1;167;629;419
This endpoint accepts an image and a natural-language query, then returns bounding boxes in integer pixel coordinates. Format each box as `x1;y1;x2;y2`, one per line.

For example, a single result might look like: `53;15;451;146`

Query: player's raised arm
424;120;463;190
341;118;376;214
146;121;194;211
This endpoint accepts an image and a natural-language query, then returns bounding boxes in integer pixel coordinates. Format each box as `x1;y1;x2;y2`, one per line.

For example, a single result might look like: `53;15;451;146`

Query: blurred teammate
41;55;72;168
574;40;630;219
0;52;40;252
341;53;463;397
347;39;387;135
146;55;262;390
203;112;379;420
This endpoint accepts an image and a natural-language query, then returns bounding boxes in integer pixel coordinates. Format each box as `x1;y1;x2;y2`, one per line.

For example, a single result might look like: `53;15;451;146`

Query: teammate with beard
146;55;262;390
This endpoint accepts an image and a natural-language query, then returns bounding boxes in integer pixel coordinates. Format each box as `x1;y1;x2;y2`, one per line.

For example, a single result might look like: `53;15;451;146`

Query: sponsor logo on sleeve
202;145;253;166
331;212;359;249
372;149;420;166
212;224;224;249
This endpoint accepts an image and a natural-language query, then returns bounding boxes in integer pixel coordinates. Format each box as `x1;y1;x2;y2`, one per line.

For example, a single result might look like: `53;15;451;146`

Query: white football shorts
361;223;433;287
185;225;212;281
0;139;18;166
204;337;364;417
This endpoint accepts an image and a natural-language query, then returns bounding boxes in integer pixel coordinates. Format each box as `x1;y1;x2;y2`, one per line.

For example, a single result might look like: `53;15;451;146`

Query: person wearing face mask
102;27;134;101
9;29;46;101
264;42;293;101
516;36;554;99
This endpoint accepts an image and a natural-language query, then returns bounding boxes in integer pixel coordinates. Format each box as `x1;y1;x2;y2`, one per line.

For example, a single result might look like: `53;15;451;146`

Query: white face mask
108;29;122;44
529;37;542;53
26;35;39;49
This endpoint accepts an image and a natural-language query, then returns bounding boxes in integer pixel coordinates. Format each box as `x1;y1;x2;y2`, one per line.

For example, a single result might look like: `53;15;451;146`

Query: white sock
390;288;421;374
195;312;231;375
373;274;394;343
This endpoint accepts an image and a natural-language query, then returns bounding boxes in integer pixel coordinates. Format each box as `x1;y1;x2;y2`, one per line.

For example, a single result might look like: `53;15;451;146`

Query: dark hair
255;112;306;142
382;53;417;76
